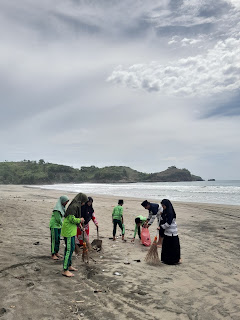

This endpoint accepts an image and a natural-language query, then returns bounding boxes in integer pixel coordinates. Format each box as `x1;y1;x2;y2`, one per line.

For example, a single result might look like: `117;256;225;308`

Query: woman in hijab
49;195;69;260
61;192;88;277
159;199;181;265
76;197;98;246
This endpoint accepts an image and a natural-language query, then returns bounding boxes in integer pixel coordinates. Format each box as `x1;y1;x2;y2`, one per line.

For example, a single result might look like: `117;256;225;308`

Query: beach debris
33;241;40;245
113;272;121;276
133;259;141;263
131;290;147;296
145;236;160;265
94;289;103;293
26;282;34;287
34;267;41;272
15;275;25;280
0;308;7;316
124;261;130;265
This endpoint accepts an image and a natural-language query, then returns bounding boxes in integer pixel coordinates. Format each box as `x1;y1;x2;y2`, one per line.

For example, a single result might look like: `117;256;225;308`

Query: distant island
0;160;204;184
208;179;215;181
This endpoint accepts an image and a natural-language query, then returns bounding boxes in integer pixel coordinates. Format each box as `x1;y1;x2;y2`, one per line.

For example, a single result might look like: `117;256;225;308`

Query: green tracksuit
112;205;125;237
49;210;63;255
133;215;147;239
61;215;81;271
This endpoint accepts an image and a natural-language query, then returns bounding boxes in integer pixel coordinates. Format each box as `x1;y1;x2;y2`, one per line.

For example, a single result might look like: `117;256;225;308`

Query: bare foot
56;253;63;258
178;259;182;264
113;237;116;241
62;270;74;277
69;266;78;271
52;254;59;260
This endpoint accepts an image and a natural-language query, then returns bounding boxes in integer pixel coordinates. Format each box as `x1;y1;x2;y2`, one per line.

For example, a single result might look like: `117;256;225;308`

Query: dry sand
0;185;240;320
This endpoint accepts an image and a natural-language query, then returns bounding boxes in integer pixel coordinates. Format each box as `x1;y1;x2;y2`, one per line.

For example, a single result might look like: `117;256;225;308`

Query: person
61;192;88;277
76;197;98;246
131;215;148;242
141;200;163;246
112;199;125;241
49;195;69;260
158;199;181;265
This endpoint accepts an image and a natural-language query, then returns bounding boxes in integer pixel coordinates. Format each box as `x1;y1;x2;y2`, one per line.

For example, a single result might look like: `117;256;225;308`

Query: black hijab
81;197;94;225
161;199;176;219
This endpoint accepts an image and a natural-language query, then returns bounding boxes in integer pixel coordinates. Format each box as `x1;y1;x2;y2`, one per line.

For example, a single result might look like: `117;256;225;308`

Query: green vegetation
0;161;203;185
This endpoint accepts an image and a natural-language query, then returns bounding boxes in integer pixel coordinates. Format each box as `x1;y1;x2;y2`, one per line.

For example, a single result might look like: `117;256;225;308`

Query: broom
145;233;160;265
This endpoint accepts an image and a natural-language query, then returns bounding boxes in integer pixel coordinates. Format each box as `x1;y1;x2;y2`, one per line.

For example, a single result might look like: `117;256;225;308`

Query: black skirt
161;235;181;265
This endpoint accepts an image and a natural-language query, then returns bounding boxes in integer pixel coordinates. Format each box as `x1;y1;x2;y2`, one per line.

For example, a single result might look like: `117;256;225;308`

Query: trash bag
141;227;151;246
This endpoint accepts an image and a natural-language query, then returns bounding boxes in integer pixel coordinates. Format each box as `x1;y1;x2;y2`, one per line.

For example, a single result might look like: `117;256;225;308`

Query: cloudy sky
1;0;240;180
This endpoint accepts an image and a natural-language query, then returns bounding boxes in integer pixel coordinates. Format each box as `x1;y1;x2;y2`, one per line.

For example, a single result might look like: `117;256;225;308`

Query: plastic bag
141;227;151;246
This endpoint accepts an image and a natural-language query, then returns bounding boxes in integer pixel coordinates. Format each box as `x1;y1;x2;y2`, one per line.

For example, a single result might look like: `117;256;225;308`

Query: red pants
76;224;90;246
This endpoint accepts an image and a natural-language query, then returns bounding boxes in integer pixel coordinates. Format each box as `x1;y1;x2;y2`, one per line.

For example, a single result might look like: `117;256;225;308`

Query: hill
0;161;203;184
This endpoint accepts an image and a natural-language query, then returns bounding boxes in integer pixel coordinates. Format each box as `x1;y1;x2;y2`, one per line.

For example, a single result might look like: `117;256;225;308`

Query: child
76;197;98;247
131;215;148;242
112;199;125;241
49;195;69;260
61;192;88;277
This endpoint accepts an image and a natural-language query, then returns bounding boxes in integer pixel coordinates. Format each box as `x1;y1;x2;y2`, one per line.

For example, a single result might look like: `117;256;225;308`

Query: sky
1;0;240;180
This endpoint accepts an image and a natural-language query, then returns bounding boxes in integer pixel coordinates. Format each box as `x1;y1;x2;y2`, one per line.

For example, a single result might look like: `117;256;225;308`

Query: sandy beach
0;185;240;320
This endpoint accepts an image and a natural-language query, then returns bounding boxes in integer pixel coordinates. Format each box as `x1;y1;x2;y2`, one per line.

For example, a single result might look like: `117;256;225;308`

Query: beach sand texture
0;185;240;320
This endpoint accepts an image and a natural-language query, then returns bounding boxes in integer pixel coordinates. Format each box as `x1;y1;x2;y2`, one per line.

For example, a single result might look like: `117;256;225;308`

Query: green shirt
112;205;123;220
133;215;147;238
49;210;63;229
61;215;81;238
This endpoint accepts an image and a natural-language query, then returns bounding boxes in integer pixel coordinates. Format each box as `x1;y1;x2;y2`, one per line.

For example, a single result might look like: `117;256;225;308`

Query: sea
32;180;240;206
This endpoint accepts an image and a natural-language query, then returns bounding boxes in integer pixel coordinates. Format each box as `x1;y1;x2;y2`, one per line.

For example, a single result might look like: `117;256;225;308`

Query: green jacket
133;215;147;238
112;205;123;220
61;215;81;238
49;210;63;229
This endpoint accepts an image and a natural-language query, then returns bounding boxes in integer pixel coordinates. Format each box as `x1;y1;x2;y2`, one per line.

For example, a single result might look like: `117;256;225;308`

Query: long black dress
160;199;181;265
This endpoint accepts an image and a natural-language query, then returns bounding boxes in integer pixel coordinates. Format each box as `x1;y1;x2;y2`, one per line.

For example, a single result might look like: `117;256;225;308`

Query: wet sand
0;185;240;320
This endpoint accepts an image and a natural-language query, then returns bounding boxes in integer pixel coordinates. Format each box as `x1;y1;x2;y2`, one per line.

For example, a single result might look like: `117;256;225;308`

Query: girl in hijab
49;195;69;260
159;199;181;265
76;197;98;246
61;192;88;277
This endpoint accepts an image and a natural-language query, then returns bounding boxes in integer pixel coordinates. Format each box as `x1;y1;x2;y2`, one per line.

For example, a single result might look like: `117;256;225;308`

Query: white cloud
107;37;240;96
